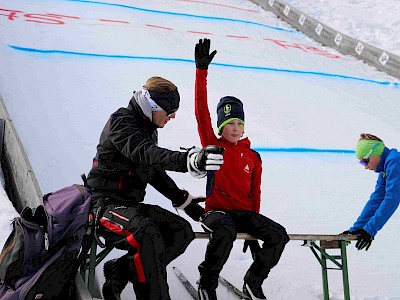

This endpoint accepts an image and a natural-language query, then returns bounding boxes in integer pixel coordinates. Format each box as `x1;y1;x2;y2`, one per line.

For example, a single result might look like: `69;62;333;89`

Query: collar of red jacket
219;136;251;148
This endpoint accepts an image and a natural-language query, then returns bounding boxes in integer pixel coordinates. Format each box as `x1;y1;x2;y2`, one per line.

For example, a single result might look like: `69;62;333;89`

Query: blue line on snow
8;45;399;87
212;62;393;86
253;147;355;154
62;0;295;33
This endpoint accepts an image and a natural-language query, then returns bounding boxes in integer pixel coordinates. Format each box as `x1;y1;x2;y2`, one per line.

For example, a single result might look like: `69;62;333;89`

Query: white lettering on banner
355;42;364;55
284;5;290;16
315;23;323;36
268;0;275;7
299;14;305;26
379;52;389;66
334;33;342;46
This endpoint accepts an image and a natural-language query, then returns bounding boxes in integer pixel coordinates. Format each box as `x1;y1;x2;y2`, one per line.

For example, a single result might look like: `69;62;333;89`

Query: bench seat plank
194;232;358;241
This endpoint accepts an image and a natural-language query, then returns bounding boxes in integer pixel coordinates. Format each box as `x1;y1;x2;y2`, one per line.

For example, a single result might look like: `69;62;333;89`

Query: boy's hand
195;38;217;70
243;240;261;260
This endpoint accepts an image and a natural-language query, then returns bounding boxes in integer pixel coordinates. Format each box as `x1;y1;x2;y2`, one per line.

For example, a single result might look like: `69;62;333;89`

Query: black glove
195;145;225;171
188;145;225;178
243;240;261;260
184;197;206;222
195;38;217;70
354;229;373;251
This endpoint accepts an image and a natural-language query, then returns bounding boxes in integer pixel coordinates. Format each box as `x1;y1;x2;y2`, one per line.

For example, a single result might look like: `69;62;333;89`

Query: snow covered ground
1;0;400;299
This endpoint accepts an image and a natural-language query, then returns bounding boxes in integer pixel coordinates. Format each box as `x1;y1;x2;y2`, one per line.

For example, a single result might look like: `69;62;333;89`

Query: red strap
99;218;146;282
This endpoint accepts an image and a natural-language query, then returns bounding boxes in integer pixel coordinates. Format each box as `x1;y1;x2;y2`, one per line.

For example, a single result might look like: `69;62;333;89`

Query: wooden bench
81;233;357;300
196;233;357;300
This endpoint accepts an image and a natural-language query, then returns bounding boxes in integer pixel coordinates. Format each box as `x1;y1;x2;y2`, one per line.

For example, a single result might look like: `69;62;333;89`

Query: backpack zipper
44;232;49;251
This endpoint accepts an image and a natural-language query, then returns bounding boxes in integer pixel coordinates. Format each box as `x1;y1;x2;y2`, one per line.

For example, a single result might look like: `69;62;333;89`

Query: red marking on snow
0;9;81;24
0;8;24;20
0;6;340;59
146;24;173;30
187;30;212;35
264;38;340;58
179;0;257;12
99;19;130;24
25;14;80;25
46;14;80;19
226;35;250;39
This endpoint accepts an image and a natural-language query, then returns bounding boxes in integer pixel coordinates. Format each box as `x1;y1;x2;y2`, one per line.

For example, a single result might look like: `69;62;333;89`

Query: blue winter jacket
349;147;400;236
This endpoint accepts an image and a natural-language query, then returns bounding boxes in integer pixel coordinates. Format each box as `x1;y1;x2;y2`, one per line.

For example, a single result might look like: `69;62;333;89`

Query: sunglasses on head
359;143;380;166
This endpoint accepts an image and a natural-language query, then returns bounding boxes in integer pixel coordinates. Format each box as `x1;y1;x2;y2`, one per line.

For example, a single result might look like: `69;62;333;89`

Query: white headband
142;88;164;112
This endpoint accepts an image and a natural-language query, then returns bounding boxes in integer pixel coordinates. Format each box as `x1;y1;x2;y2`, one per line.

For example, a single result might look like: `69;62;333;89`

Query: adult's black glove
195;38;217;70
187;145;225;178
196;145;225;171
354;229;374;251
243;240;261;260
184;197;206;222
173;191;205;222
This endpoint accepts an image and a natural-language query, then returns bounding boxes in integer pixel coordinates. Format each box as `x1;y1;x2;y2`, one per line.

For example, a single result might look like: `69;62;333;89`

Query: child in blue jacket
343;133;400;251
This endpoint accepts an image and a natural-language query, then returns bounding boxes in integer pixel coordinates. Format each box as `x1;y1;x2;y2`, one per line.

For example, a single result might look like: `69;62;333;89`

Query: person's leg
98;204;135;300
102;254;130;300
198;211;236;298
139;204;195;265
99;203;171;300
232;211;289;299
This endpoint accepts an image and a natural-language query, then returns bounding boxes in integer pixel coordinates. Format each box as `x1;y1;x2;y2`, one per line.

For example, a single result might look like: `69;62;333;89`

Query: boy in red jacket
194;39;289;300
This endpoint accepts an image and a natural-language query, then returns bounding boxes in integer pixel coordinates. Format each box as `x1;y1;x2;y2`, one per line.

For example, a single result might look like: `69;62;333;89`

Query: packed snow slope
1;0;400;299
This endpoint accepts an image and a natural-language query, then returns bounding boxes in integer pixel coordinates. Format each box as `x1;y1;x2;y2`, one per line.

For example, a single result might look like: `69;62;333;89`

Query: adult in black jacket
87;76;224;300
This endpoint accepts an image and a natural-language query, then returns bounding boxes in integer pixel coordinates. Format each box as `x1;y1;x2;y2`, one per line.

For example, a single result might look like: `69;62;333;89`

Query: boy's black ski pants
198;210;289;290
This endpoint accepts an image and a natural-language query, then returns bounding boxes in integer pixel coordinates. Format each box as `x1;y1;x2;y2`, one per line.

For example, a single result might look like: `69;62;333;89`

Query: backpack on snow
0;184;92;300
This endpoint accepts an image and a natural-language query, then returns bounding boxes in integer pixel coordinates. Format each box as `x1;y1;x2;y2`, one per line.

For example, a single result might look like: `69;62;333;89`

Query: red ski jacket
195;68;262;213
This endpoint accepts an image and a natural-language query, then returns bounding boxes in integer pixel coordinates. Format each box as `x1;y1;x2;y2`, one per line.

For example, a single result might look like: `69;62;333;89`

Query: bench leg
310;240;352;300
340;241;351;300
320;248;330;300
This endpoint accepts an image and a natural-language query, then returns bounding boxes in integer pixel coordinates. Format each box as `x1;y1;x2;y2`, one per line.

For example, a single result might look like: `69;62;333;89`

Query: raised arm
194;38;218;147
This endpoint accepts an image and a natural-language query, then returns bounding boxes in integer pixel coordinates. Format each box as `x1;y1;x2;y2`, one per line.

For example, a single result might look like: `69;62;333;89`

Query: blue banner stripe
62;0;295;32
253;147;355;154
8;45;399;87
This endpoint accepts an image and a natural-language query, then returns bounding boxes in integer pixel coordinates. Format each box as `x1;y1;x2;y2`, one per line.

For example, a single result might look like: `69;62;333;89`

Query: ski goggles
143;87;180;117
359;143;380;166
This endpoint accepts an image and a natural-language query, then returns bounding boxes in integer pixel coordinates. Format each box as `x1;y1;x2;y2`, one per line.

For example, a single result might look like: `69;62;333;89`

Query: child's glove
354;229;374;251
243;240;261;260
195;38;217;70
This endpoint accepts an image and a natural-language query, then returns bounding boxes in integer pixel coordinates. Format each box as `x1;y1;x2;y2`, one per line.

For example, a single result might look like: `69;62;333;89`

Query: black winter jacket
87;96;189;207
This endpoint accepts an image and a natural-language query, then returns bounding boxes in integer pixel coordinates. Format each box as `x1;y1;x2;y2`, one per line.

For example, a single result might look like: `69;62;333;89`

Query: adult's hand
194;145;225;171
184;197;206;222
